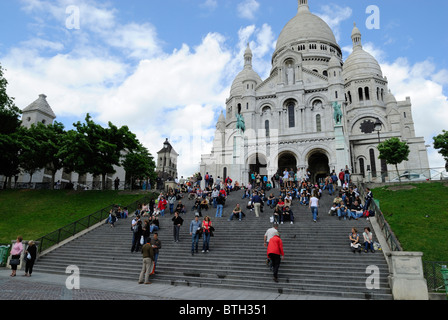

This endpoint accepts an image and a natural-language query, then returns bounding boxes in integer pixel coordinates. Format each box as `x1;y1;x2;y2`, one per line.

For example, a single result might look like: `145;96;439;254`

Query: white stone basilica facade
200;0;429;185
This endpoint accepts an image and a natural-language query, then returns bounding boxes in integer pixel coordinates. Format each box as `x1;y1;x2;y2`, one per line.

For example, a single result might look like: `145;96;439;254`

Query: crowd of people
5;164;378;287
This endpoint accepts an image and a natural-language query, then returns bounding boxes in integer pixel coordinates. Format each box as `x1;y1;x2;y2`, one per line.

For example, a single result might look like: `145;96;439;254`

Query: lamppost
374;118;382;144
374;118;385;182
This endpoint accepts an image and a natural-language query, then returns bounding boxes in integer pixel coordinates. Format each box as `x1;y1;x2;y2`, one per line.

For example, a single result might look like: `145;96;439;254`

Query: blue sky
0;0;447;176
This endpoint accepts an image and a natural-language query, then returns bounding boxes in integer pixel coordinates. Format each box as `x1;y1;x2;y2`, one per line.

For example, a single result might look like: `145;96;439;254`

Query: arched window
316;115;322;132
376;87;380;101
358;88;364;101
369;149;377;178
348;91;352;104
359;158;365;178
265;120;270;137
288;102;295;128
364;87;370;100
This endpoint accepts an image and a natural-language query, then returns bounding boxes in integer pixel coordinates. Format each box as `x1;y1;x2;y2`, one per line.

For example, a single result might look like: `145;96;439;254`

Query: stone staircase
34;188;393;300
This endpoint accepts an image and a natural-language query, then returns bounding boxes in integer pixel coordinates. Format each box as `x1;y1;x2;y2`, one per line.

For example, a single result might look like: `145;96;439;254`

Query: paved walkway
0;268;344;300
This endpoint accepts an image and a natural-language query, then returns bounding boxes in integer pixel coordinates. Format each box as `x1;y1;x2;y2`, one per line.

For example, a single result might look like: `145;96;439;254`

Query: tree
0;63;22;188
433;130;448;170
17;125;47;183
0;133;22;188
377;137;410;182
29;121;66;189
0;63;21;135
66;114;141;190
122;144;156;189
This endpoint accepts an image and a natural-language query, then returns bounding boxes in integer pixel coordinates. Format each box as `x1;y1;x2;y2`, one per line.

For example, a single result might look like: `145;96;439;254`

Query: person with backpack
131;219;143;252
204;172;210;188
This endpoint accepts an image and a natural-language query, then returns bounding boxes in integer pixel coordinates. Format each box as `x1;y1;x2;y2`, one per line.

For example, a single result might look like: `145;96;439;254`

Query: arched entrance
248;154;268;176
277;152;297;175
307;151;330;183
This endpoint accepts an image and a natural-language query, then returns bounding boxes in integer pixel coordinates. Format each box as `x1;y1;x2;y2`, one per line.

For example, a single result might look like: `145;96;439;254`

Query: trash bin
441;265;448;297
0;245;11;267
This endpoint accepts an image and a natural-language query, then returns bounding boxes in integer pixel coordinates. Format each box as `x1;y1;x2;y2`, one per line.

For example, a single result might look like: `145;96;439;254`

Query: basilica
200;0;429;185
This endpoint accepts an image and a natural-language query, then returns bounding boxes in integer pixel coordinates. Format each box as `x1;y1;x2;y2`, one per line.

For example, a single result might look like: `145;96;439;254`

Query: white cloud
201;0;218;11
237;0;260;20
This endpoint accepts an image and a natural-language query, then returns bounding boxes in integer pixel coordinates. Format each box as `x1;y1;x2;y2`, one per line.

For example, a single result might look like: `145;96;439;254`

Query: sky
0;0;447;178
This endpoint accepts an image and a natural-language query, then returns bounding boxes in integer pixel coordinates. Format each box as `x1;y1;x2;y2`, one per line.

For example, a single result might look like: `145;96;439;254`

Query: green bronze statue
236;112;246;133
333;101;343;125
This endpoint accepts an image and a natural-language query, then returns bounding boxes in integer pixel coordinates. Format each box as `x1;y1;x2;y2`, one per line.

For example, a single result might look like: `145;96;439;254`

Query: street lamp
374;118;382;143
374;118;386;182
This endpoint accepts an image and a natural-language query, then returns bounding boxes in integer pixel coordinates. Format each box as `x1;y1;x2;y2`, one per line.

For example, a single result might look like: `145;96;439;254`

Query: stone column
386;251;429;300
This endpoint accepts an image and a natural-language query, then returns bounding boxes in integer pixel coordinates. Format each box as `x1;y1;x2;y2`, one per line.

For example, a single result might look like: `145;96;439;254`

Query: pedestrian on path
251;191;263;218
202;216;213;253
267;233;284;283
172;212;184;243
150;233;161;270
309;190;319;222
190;214;202;255
9;236;23;277
24;240;37;277
138;239;155;285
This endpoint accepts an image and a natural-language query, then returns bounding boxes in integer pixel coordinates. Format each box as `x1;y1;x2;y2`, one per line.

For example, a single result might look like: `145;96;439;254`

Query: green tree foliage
433;130;448;169
17;125;48;183
31;122;66;189
122;143;157;189
377;137;410;182
0;63;21;135
0;63;22;187
64;114;142;190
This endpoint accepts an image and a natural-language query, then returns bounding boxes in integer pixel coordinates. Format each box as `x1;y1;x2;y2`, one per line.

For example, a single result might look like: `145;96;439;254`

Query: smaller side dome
385;90;397;105
343;22;383;81
328;54;341;69
230;43;262;97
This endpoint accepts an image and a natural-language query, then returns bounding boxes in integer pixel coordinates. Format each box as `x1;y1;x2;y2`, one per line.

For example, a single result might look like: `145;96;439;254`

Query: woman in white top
363;227;375;253
309;191;319;222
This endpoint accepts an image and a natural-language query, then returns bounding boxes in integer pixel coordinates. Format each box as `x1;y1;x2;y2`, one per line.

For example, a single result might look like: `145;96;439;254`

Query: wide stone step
33;188;393;300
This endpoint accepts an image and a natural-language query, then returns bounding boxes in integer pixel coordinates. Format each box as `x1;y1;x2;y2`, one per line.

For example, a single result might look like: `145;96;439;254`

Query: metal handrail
358;183;403;252
34;194;155;254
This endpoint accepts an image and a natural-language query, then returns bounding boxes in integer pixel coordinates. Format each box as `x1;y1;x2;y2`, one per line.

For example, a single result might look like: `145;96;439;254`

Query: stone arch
305;93;329;109
246;152;269;176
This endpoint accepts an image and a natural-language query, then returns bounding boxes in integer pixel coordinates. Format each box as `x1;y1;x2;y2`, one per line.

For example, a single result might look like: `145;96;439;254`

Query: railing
0;181;158;191
358;183;403;252
361;167;447;184
423;261;448;293
34;194;156;254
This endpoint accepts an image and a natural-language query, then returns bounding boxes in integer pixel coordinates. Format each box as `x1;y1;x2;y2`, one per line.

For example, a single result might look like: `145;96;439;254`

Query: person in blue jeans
189;215;202;255
309;191;319;222
337;204;348;220
228;204;243;221
348;201;364;220
215;194;225;218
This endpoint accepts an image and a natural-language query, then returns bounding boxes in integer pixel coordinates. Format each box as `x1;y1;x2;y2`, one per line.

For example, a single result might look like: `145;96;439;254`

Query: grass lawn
372;182;448;262
0;189;154;244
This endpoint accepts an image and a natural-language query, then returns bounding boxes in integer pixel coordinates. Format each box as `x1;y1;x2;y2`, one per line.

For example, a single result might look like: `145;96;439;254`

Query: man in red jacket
267;234;284;282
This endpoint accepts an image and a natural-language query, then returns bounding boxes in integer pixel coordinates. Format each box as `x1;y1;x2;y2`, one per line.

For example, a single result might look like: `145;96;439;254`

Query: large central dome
275;1;338;51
